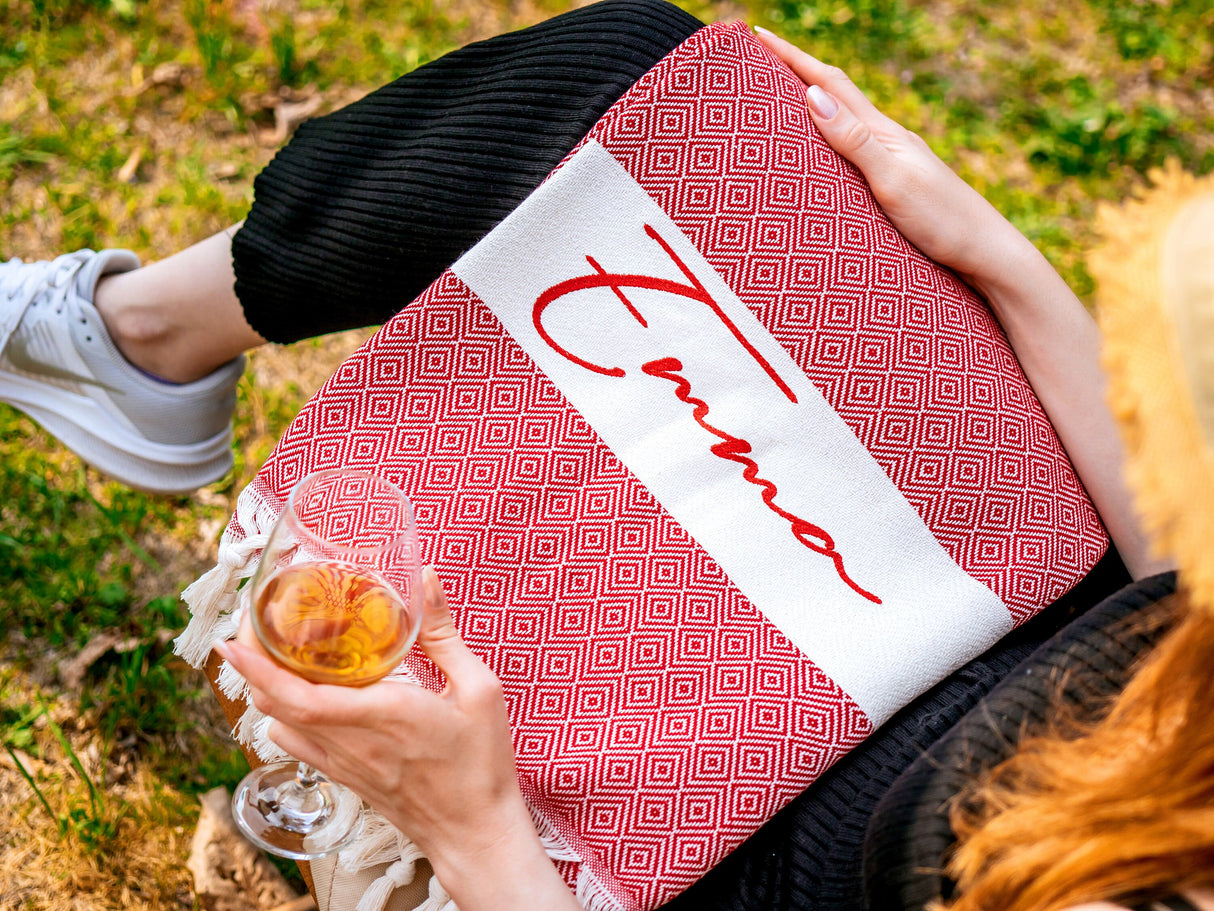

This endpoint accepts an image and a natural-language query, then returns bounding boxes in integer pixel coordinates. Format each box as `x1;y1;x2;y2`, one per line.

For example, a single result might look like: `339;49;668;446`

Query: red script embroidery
532;224;880;604
642;357;880;604
533;224;797;403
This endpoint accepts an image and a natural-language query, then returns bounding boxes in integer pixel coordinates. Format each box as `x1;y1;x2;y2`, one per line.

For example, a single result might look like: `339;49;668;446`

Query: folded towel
178;21;1108;911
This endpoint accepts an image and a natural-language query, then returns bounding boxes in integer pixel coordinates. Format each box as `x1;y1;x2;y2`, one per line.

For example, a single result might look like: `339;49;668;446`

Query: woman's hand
215;567;579;911
752;27;1163;580
753;27;1035;299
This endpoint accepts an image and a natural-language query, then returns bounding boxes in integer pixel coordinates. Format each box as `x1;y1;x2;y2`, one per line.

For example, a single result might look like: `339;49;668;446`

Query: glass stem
272;761;327;823
296;761;319;789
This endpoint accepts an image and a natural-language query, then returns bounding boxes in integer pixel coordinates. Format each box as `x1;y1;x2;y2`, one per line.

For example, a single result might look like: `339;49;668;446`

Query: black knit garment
659;549;1134;911
862;570;1178;911
232;0;703;343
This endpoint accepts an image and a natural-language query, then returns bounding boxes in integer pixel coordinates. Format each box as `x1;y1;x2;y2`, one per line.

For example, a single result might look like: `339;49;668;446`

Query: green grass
5;703;129;851
0;0;1211;903
759;0;1213;295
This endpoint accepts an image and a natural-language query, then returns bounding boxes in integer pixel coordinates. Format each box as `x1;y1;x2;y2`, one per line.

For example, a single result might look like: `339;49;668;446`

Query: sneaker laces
0;253;89;348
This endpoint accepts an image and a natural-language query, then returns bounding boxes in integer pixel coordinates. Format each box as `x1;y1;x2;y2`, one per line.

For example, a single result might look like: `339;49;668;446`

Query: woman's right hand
216;568;580;911
753;27;1034;299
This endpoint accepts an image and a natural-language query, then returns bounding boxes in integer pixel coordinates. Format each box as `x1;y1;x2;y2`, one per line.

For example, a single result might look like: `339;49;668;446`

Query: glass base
232;760;363;860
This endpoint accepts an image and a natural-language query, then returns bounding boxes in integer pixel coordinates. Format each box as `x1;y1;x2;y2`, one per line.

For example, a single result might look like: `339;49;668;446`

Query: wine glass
230;469;423;859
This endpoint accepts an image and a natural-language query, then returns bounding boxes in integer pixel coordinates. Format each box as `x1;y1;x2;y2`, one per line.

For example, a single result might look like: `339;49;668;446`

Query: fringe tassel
531;806;582;864
174;485;274;668
237;704;288;763
353;862;456;911
340;816;415;871
216;638;250;703
353;846;426;911
210;600;246;649
535;806;615;911
353;864;409;911
175;557;242;668
420;874;453;911
575;867;622;911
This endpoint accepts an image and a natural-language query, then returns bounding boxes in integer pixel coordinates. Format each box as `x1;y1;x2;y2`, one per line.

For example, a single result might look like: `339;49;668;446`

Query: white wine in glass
255;559;415;685
231;469;423;859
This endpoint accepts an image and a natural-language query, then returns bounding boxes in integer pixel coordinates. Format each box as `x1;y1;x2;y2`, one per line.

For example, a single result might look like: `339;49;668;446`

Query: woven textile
179;22;1108;911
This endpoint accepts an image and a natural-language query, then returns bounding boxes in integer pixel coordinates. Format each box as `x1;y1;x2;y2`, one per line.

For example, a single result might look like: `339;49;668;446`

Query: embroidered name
532;223;880;604
533;224;796;403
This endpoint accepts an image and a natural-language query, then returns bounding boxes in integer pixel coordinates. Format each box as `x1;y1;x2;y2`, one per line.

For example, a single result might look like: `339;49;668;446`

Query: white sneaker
0;249;245;495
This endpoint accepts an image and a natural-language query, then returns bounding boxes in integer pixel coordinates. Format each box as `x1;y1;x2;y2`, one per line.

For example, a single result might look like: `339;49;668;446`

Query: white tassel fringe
354;849;423;911
575;867;622;911
174;484;274;668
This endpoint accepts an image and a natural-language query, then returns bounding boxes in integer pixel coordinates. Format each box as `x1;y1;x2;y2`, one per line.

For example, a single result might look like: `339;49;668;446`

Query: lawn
0;0;1210;906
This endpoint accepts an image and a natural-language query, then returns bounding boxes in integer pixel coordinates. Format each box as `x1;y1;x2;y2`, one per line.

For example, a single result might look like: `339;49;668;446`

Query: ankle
92;274;199;382
90;254;265;383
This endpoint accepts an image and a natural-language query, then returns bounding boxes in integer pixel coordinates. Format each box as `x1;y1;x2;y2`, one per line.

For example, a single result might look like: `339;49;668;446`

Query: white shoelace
0;254;87;349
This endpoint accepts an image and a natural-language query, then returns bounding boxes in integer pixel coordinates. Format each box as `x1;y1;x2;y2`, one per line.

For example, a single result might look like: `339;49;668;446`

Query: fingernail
753;25;776;38
807;85;839;119
212;639;235;663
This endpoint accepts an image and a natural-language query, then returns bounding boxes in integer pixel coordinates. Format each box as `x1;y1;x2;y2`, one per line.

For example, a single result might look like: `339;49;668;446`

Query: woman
8;2;1203;907
216;22;1203;911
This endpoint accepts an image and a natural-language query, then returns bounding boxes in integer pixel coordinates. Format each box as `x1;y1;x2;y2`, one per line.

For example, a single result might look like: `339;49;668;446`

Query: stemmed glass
230;469;424;859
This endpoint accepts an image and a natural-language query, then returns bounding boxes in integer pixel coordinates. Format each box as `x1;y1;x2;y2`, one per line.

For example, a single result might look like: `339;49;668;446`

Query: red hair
941;593;1214;911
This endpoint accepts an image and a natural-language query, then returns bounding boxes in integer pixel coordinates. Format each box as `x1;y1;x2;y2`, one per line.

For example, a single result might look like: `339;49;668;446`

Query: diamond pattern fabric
202;21;1108;911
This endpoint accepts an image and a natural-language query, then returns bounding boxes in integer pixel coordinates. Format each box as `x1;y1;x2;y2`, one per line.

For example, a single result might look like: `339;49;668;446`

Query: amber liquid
254;562;413;686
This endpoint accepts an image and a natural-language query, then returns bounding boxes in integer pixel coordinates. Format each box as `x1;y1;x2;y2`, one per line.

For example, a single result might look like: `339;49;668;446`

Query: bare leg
93;224;268;384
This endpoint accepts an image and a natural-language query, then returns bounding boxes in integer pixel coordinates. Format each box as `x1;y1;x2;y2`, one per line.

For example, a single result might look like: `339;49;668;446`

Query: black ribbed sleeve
232;0;703;343
862;570;1177;911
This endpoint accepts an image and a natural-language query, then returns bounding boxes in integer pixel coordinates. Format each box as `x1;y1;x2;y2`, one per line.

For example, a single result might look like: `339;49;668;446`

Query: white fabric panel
453;140;1014;724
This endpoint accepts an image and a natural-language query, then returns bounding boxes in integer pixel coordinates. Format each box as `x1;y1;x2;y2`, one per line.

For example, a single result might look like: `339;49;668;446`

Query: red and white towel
178;21;1108;911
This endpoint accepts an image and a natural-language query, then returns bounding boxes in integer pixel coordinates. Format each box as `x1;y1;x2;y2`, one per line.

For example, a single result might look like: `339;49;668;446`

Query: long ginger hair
941;593;1214;911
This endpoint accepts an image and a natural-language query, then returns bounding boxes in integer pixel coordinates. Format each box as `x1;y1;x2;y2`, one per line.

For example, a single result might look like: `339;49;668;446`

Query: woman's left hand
216;567;579;910
752;26;1163;580
753;27;1028;296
